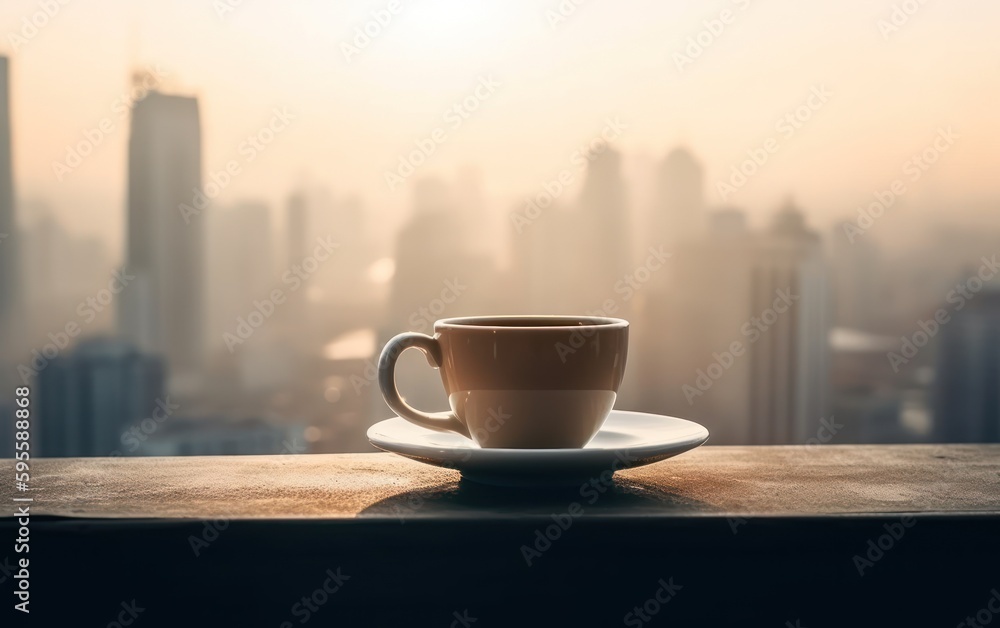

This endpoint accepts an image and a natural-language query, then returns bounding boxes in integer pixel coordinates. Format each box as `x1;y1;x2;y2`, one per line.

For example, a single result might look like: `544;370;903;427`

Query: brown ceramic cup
377;315;629;448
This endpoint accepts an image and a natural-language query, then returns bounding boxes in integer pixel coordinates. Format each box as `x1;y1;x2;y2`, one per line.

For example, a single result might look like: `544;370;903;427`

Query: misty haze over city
1;0;999;456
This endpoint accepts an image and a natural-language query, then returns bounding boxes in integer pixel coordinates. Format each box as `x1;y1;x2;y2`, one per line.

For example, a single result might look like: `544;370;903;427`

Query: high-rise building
649;147;704;248
829;221;884;331
455;164;495;257
120;88;203;378
206;201;272;354
294;186;371;309
38;337;165;457
933;287;1000;442
0;56;18;350
284;192;308;320
575;148;631;311
19;209;116;347
286;192;308;270
614;147;702;411
507;150;633;317
22;208;112;306
384;177;499;417
746;201;830;444
509;199;580;313
639;202;830;445
638;208;757;442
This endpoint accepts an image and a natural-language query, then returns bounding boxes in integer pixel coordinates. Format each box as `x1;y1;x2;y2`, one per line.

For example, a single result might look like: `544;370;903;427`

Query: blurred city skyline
3;0;999;259
2;0;1000;456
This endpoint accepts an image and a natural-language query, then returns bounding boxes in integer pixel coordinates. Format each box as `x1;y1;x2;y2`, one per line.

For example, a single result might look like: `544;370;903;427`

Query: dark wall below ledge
1;445;998;626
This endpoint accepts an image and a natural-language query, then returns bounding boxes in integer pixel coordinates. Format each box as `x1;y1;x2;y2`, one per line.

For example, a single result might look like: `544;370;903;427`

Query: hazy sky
3;0;998;257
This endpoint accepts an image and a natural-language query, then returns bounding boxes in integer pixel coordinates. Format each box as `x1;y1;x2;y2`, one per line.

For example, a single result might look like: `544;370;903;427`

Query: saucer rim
366;410;710;459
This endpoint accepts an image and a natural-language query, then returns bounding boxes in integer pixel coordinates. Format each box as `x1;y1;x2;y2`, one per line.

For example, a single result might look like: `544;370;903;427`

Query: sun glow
392;0;526;52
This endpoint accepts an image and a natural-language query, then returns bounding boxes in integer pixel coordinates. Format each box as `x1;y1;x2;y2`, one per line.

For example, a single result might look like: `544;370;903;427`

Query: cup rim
434;315;629;331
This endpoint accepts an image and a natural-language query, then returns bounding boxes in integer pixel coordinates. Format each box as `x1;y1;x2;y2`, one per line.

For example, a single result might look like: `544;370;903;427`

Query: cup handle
378;332;470;438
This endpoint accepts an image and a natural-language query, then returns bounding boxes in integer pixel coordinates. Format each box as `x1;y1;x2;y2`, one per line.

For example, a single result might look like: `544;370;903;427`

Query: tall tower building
284;192;308;320
38;337;165;457
639;202;829;445
384;177;499;417
650;147;704;248
746;201;829;444
120;89;203;378
829;220;883;330
638;208;756;442
629;148;705;410
933;287;1000;442
206;201;272;354
286;192;308;270
576;148;631;310
0;56;17;350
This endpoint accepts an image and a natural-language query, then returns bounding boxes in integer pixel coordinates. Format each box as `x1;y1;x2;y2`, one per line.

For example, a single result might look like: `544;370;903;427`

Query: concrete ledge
2;446;998;626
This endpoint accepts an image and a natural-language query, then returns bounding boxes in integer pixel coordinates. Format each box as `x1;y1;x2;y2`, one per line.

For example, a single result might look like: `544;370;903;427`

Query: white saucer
367;410;709;487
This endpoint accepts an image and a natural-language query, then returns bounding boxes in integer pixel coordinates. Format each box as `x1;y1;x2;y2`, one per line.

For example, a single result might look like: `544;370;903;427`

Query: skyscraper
120;89;203;378
286;192;308;271
285;191;308;320
829;220;884;330
933;287;1000;442
638;207;757;442
649;147;704;248
575;148;631;310
510;198;580;313
385;177;498;416
206;201;272;354
746;201;830;444
0;56;17;351
639;202;829;445
38;337;165;457
22;208;112;306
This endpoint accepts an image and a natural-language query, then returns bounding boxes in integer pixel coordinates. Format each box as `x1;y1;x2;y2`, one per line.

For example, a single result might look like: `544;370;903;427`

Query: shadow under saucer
359;473;719;521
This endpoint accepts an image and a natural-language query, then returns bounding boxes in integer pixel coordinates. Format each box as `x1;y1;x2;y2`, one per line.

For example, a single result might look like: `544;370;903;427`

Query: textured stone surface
3;444;998;520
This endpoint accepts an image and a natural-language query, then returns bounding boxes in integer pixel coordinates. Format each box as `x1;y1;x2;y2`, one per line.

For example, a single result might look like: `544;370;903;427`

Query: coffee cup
377;315;628;448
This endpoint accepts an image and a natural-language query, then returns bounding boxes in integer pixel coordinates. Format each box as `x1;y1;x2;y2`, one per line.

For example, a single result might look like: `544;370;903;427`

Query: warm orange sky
2;0;998;256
